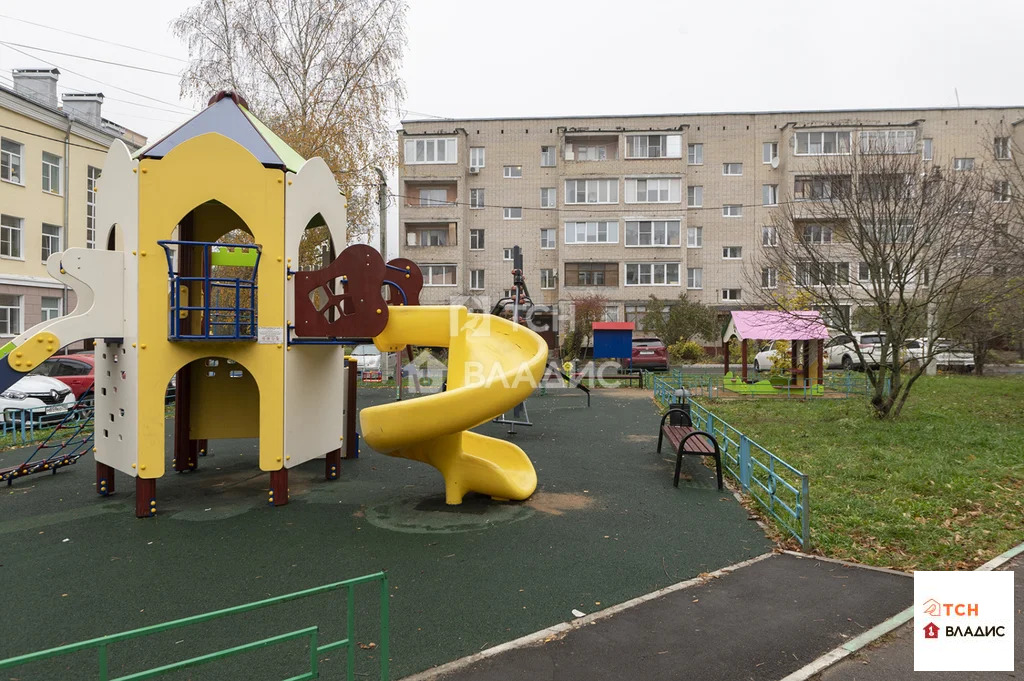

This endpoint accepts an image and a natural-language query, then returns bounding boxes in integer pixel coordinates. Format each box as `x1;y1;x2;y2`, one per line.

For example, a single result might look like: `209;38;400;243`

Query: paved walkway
411;552;912;681
813;554;1022;681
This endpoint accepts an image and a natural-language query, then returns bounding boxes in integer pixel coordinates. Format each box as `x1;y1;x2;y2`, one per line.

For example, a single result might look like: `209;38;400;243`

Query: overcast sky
3;0;1024;141
3;0;1023;253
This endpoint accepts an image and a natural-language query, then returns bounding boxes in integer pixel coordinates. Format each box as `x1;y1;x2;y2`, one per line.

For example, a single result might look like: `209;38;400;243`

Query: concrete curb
397;551;775;681
777;539;1024;681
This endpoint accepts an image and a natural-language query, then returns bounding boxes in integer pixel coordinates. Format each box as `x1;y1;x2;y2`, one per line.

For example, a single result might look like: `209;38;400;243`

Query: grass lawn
699;375;1024;571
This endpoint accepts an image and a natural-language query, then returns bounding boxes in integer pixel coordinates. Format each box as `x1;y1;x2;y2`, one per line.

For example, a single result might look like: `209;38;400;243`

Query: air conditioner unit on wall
469;166;480;174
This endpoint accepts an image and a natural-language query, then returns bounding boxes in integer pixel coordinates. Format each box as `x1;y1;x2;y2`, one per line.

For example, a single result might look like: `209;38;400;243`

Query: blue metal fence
650;372;811;548
652;369;870;400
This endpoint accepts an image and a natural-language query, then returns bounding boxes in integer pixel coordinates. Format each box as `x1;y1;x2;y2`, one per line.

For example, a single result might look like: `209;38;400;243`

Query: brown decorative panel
384;258;423;306
293;244;390;338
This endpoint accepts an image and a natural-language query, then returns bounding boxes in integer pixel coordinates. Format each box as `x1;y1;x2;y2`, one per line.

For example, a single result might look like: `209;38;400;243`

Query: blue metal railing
157;241;262;341
650;373;811;548
650;369;870;400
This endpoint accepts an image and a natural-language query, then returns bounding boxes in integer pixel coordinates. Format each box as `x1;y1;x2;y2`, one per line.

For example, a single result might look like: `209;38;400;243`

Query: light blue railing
653;369;870;400
650;373;811;548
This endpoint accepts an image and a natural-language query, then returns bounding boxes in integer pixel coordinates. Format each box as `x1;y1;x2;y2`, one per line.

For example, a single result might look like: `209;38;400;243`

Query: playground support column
802;341;811;388
816;339;824;385
791;341;798;385
345;357;358;459
270;469;288;506
740;339;748;381
96;462;115;495
324;448;341;480
173;367;204;472
723;338;730;375
135;478;156;517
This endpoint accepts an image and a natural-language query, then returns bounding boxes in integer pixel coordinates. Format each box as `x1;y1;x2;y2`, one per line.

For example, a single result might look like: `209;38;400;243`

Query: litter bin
669;388;691;425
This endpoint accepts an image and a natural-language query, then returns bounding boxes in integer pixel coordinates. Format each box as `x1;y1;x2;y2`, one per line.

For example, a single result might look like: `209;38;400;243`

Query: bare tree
173;0;408;248
751;133;1013;418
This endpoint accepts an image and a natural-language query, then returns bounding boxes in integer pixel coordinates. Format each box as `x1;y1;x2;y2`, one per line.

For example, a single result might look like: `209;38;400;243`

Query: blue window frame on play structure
157;240;262;341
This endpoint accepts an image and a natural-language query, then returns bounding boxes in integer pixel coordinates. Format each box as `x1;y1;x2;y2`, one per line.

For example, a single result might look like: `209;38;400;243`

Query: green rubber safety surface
0;388;771;679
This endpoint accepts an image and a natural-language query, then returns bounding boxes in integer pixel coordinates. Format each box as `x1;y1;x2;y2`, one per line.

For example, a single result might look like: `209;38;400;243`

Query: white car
0;375;75;424
903;338;974;372
350;343;382;376
753;342;788;373
753;332;890;372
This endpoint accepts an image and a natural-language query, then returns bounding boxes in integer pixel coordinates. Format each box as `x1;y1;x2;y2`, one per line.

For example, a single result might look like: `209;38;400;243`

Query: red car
626;337;669;371
29;353;94;398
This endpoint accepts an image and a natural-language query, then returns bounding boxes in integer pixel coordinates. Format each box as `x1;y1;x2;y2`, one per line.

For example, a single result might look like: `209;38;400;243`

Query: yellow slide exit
360;306;549;504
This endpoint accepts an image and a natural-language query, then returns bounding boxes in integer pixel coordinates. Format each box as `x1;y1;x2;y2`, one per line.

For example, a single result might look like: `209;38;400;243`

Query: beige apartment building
398;106;1024;334
0;67;145;341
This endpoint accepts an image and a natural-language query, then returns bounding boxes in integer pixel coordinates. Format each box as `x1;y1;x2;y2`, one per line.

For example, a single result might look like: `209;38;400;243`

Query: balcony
404;222;460;260
564;134;619;162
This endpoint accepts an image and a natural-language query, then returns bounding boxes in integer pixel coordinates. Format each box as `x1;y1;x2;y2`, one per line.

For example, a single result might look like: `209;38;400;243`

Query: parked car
350;344;382;377
29;353;94;398
824;332;889;370
0;375;75;424
903;338;974;372
752;341;787;373
627;337;669;371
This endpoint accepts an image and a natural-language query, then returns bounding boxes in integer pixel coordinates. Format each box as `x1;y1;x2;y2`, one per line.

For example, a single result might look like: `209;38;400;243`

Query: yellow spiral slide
360;306;548;505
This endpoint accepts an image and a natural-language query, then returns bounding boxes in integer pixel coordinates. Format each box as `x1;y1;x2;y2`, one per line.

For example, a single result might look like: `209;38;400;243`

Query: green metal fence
650;373;811;548
0;571;390;681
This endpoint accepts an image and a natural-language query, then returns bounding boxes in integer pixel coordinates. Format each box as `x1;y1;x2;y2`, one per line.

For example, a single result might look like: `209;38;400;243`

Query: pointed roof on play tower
138;91;305;172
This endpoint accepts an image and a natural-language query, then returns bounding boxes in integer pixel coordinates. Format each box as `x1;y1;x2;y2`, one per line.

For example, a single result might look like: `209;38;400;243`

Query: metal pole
375;167;388;260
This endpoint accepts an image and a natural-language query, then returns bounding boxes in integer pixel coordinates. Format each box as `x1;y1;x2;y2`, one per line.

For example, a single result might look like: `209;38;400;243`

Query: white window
625;262;680;286
42;151;61;194
564;179;618;204
922;138;933;161
625;134;682;159
41;296;62;321
470;229;485;250
995;137;1011;160
418;188;448;206
540;268;555;289
422;264;457;286
722;246;742;260
858;262;871;281
686;267;703;289
761;267;777;289
858;130;916;154
953;157;975;171
625;177;682;203
624;304;647;325
721;288;742;301
1;215;23;259
503;248;514;261
407;228;447;246
762;184;779;206
723;163;743;176
405;137;457;165
41;223;62;261
794;131;852;156
540;187;556;208
469;146;485;169
0;294;22;335
86;166;100;248
625;220;681;247
994;181;1011;203
687;226;703;248
1;138;23;184
722;204;742;217
687;185;703;207
540;146;556;167
762;225;778;247
540;228;555;249
503;207;523;220
602;305;620;322
762;142;778;164
795;262;850;286
504;165;523;178
470;188;485;209
564;221;619;244
687;143;703;165
802;224;834;245
574;144;610;161
470;269;485;290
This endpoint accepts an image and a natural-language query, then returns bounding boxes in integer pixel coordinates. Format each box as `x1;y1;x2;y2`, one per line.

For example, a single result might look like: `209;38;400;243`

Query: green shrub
669;339;707;364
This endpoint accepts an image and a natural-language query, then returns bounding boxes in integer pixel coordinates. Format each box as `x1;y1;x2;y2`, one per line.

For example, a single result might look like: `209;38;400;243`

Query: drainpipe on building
62;117;71;352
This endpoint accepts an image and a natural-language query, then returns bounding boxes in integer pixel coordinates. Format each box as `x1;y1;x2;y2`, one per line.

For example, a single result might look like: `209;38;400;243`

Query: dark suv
627;337;669;371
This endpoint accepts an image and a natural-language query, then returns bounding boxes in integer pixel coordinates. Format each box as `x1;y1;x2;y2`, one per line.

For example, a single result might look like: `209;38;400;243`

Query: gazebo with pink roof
722;310;831;384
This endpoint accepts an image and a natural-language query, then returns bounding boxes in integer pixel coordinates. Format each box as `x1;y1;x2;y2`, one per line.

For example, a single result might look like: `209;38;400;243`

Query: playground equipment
0;386;95;486
722;311;829;387
0;90;549;514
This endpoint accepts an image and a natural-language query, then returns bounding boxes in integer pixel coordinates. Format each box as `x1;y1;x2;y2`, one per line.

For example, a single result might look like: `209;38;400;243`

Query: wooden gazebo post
723;337;730;375
791;340;798;386
802;341;811;389
740;339;748;382
816;340;824;385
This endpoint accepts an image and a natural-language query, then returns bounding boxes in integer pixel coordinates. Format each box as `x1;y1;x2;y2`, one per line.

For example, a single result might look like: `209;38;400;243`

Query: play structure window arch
297;213;335;272
158;201;263;341
105;224;119;251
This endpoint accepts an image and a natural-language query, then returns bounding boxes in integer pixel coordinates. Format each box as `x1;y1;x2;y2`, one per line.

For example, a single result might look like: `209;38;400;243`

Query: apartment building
398;106;1024;332
0;68;146;341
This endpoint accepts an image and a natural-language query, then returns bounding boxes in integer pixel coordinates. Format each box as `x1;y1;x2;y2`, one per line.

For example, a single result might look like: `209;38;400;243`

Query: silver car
350;344;382;376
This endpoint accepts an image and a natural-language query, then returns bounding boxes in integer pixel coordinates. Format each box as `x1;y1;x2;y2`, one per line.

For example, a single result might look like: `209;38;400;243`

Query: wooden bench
657;407;723;490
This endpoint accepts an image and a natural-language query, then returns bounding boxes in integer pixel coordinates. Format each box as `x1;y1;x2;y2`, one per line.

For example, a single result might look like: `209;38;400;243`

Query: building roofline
0;83;141;148
401;104;1024;126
